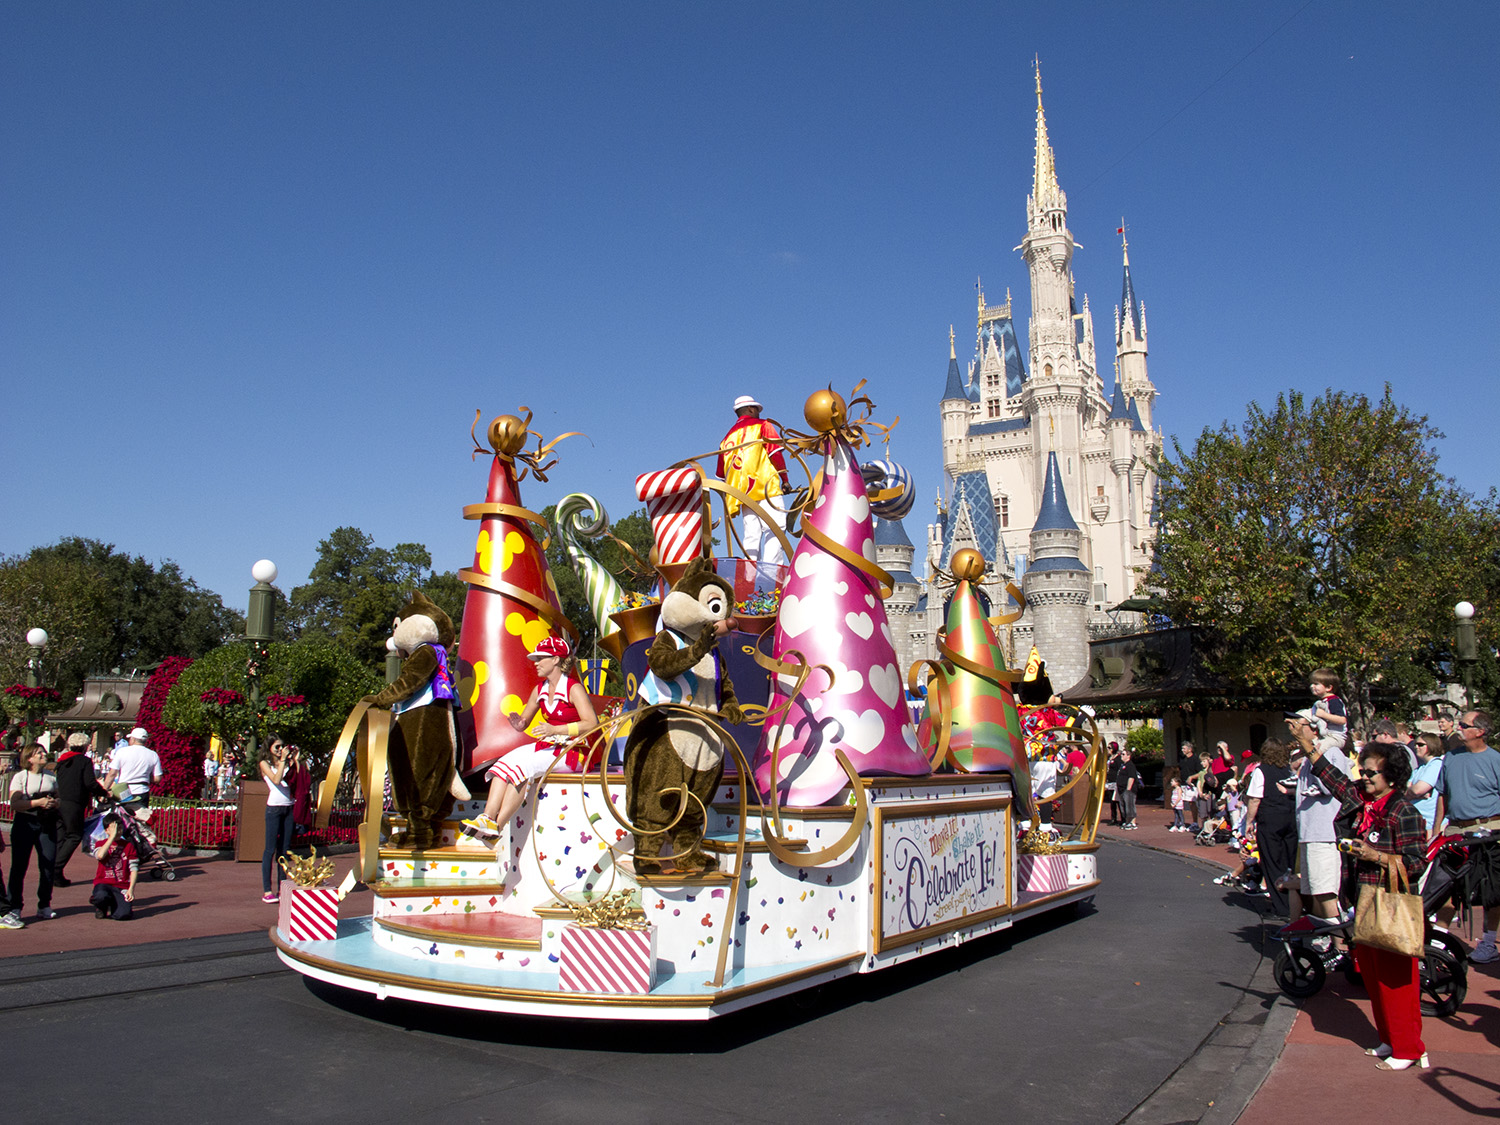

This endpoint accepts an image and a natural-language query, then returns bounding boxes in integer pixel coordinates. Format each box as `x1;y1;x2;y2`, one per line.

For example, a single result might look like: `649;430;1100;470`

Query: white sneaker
0;912;24;930
36;907;56;920
1471;939;1499;964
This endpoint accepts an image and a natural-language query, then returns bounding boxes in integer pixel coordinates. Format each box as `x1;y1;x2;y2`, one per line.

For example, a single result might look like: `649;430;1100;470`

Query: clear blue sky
4;2;1496;613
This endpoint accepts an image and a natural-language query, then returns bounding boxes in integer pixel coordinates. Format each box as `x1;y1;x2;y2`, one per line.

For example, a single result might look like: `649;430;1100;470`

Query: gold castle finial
1032;57;1059;202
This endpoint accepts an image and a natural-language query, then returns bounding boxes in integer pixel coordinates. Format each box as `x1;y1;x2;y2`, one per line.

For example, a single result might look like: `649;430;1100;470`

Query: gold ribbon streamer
988;582;1027;628
908;658;957;771
700;479;796;565
937;634;1023;684
315;700;391;883
800;515;894;600
461;502;550;527
456;568;580;642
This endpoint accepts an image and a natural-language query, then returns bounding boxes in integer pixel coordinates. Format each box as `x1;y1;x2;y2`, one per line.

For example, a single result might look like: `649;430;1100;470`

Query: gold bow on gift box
1018;827;1063;855
279;849;359;900
568;890;650;932
279;848;337;888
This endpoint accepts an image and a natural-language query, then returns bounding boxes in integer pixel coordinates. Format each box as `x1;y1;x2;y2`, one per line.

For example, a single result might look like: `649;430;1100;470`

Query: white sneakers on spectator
0;911;24;929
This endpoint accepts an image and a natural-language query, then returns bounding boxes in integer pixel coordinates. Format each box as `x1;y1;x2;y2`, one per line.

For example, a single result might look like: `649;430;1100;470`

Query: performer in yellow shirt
716;394;790;584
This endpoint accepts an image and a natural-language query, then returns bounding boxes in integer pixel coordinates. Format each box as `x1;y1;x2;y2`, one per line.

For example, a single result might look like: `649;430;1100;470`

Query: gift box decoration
278;880;340;941
559;921;658;994
1017;853;1069;894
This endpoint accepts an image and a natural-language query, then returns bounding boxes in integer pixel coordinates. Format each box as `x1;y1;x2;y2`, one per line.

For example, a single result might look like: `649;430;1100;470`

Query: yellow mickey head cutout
468;661;489;708
475;530;494;575
501;693;525;717
501;531;526;572
545;570;558;596
504;612;553;656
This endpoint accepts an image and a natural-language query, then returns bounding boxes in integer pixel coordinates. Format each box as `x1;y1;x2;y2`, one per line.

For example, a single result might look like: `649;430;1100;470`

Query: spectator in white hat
103;726;162;814
716;394;791;586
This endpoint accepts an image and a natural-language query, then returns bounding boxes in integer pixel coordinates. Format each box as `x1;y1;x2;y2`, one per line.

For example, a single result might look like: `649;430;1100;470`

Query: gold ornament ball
804;388;848;433
951;548;986;583
488;414;529;456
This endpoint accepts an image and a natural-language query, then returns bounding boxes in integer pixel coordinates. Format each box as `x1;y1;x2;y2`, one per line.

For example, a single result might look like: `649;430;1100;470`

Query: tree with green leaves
0;538;241;703
1152;387;1500;724
288;527;466;671
163;640;380;769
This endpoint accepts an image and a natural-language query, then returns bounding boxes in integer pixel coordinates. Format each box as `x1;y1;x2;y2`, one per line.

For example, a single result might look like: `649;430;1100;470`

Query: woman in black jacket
1247;737;1297;919
53;732;108;885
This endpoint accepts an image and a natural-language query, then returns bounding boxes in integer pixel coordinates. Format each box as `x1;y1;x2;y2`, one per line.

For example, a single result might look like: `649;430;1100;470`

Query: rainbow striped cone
925;578;1031;813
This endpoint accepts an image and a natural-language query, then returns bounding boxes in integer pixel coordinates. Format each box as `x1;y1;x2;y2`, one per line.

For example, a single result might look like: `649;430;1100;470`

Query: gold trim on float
377;847;495;862
374;917;541;950
271;928;860;1010
870;796;1013;956
1013;879;1101;912
369;880;507;899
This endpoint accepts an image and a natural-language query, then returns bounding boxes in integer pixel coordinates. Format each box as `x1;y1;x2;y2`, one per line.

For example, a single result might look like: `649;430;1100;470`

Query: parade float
273;387;1105;1020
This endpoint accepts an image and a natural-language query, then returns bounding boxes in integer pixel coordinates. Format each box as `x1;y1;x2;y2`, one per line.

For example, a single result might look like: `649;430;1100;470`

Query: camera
1337;838;1360;854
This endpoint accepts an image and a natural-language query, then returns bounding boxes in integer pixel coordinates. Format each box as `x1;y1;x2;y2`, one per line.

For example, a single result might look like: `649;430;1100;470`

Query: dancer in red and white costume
462;637;599;838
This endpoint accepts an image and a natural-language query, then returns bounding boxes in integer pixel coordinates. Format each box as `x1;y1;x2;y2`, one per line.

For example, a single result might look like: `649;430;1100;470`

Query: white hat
733;395;762;412
128;726;150;743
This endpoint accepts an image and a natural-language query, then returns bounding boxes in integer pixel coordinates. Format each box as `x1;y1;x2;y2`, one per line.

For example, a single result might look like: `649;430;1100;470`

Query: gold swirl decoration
908;658;956;771
746;641;870;866
315;700;392;883
469;406;582;485
1026;703;1107;845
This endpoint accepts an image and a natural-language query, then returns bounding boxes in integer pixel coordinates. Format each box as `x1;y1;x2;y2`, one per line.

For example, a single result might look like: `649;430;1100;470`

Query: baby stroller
1195;811;1235;847
86;798;177;882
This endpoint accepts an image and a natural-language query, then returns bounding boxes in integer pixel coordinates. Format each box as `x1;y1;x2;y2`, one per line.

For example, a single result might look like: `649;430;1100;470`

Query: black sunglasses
1459;721;1479;730
1357;768;1384;779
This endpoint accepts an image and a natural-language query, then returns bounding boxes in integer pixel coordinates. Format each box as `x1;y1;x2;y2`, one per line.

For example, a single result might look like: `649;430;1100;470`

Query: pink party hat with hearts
752;418;931;807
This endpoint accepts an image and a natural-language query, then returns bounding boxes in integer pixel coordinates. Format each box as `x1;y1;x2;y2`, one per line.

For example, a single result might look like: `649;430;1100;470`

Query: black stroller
85;798;177;881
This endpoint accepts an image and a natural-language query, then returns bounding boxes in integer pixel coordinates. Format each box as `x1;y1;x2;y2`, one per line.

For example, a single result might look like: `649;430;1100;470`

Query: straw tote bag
1353;860;1424;958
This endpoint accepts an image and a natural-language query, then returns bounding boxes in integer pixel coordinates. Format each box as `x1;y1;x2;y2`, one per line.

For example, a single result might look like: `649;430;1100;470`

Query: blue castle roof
941;470;999;570
872;516;913;548
1034;451;1079;532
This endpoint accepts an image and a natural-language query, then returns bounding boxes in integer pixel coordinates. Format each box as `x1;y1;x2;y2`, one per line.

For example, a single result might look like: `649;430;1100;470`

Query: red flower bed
141;658;206;800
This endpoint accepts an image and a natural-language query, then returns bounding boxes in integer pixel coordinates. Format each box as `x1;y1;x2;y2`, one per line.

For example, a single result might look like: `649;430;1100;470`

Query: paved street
5;840;1262;1123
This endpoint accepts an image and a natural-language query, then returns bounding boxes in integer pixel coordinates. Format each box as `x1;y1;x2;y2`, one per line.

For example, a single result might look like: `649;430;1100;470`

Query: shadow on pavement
302;898;1098;1053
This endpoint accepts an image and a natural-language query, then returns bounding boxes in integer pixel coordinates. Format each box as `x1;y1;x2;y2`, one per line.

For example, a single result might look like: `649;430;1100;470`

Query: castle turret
1022;450;1090;691
1115;231;1155;432
939;326;969;479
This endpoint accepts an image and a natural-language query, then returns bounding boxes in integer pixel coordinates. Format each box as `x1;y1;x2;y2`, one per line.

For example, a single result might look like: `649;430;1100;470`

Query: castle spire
1031;58;1062;212
950;325;956;361
1118;222;1142;344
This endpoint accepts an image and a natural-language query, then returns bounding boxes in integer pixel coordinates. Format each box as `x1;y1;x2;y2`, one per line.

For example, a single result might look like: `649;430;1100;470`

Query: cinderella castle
879;65;1163;694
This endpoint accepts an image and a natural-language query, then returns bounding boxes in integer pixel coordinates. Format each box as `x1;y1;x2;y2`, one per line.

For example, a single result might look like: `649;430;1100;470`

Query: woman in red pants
1290;718;1428;1070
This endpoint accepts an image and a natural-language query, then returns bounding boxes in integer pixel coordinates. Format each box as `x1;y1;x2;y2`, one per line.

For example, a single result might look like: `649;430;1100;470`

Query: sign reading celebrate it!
873;798;1011;953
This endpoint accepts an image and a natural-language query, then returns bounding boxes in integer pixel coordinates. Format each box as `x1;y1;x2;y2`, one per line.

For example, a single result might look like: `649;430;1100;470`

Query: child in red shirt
91;814;138;920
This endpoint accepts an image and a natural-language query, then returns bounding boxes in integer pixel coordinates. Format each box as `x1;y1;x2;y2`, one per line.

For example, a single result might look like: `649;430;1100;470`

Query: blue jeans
262;804;296;893
91;884;133;919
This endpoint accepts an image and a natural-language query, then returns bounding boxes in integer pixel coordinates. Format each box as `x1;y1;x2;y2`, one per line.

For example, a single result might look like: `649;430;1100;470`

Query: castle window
1043;363;1053;379
987;400;1002;418
1097;485;1105;498
999;497;1009;528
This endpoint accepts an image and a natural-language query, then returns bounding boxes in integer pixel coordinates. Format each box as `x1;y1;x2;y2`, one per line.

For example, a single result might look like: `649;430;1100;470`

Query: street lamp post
1455;601;1477;710
25;627;48;743
245;560;278;766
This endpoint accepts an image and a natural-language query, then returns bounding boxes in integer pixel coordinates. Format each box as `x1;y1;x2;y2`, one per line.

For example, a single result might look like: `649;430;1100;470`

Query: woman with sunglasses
1289;717;1428;1071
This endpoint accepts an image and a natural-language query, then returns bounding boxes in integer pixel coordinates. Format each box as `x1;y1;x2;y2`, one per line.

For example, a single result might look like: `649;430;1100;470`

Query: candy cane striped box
559;923;658;993
635;467;705;566
278;881;340;942
1016;853;1069;894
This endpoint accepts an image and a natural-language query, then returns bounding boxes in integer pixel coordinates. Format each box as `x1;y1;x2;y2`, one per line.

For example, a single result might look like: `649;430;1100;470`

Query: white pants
742;493;789;588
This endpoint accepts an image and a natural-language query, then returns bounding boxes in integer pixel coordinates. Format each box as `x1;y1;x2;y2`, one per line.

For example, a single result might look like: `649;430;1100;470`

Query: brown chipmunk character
361;591;463;850
624;558;743;874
